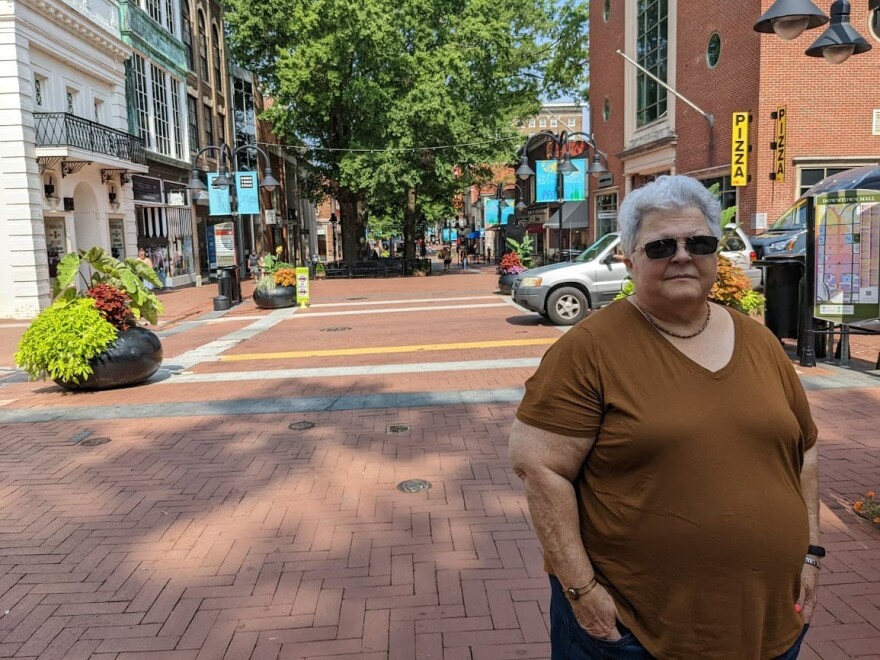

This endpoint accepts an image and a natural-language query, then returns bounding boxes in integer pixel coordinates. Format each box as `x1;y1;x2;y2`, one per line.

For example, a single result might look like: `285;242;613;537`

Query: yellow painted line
219;337;557;362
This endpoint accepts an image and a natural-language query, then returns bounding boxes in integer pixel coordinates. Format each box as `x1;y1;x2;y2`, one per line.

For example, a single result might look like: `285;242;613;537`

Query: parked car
512;227;761;326
751;165;880;258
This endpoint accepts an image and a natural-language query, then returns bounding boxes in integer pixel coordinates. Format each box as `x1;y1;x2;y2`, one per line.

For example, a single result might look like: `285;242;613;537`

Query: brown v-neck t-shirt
516;300;817;659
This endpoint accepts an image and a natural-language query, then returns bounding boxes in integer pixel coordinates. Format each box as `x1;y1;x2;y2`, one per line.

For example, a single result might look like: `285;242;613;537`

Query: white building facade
0;0;147;318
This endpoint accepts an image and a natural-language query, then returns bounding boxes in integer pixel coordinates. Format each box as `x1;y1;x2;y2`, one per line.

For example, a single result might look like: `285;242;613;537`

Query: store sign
773;106;786;183
731;112;749;187
109;219;125;259
814;190;880;323
132;175;162;203
235;172;260;214
265;209;277;225
213;221;236;266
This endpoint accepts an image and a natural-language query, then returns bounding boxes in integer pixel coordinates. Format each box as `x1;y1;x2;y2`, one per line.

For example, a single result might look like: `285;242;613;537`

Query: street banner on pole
500;199;515;224
295;267;310;307
485;199;500;226
814;190;880;323
562;159;587;201
773;107;786;183
536;160;557;202
208;173;231;215
235;172;260;214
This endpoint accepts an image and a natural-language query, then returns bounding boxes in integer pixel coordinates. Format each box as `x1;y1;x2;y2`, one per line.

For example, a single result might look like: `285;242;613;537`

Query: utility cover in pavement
397;479;431;493
388;424;410;434
79;437;110;446
320;327;351;332
289;421;315;430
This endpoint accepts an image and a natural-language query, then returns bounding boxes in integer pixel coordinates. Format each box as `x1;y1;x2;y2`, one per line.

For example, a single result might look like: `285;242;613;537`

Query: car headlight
520;277;542;287
769;239;790;251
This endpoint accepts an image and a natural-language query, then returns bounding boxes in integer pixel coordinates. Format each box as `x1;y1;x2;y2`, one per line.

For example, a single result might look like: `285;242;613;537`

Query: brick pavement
0;266;877;658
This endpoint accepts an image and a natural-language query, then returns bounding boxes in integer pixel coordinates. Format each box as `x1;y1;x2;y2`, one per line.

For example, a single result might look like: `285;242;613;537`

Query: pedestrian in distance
509;175;819;659
136;248;156;291
248;250;260;282
486;247;492;264
460;244;469;270
442;247;452;271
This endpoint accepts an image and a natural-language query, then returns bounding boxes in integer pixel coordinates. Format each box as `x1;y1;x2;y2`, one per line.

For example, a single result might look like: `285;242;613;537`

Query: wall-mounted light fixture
108;186;119;211
44;175;59;209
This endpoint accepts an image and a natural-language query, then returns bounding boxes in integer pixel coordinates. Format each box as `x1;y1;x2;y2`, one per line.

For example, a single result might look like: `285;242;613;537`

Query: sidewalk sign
296;267;310;308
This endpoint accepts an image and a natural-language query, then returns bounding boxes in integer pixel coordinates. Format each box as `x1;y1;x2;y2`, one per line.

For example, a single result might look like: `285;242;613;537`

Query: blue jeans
548;576;809;659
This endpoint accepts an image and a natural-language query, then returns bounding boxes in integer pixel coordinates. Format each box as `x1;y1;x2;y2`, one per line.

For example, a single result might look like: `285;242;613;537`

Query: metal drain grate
79;437;110;447
320;327;352;332
346;297;368;301
289;421;315;431
397;479;431;493
388;424;410;434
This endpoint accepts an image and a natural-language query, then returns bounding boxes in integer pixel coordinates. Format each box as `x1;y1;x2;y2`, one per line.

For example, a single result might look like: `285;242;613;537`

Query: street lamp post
754;0;874;63
516;130;607;260
187;142;280;295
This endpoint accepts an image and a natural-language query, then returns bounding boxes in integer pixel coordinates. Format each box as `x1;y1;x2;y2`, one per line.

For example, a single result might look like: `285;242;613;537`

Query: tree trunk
337;188;365;264
403;187;417;261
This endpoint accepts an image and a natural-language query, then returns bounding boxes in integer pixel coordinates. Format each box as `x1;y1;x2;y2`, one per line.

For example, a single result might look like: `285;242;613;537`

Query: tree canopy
223;0;590;261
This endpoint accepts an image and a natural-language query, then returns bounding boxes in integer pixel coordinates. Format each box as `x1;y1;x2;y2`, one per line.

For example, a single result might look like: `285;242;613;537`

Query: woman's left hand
795;564;820;623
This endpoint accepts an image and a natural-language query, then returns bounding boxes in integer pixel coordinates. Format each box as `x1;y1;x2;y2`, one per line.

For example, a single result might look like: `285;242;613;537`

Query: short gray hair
617;175;722;255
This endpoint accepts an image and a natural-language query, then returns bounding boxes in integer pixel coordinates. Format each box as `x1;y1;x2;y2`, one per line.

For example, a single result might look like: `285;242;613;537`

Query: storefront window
595;193;618;239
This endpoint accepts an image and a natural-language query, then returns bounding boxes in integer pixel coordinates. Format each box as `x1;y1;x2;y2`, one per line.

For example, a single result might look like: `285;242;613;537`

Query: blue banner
563;159;587;201
235;171;260;214
536;160;558;203
208;173;231;216
501;199;515;225
484;198;500;226
442;228;458;242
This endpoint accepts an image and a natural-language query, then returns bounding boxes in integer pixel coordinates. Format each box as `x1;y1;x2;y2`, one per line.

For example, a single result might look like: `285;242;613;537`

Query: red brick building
588;0;880;241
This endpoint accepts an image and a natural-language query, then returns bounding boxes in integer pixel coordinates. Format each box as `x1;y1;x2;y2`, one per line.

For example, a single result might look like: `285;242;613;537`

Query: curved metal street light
516;130;608;258
754;0;873;64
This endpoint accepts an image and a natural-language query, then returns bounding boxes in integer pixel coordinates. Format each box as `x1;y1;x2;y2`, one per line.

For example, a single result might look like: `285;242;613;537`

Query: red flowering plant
499;252;525;275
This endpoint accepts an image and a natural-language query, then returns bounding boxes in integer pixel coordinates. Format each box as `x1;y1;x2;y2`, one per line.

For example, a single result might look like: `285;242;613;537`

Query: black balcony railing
34;112;146;165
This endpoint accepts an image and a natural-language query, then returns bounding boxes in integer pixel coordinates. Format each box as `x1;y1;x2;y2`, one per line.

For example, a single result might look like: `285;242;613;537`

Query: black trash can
757;256;804;340
216;267;234;302
218;266;242;304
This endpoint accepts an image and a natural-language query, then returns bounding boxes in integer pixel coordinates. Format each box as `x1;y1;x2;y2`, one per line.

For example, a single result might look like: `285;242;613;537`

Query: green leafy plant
255;274;278;294
506;236;535;268
314;262;326;277
54;247;163;325
260;254;295;274
14;297;118;383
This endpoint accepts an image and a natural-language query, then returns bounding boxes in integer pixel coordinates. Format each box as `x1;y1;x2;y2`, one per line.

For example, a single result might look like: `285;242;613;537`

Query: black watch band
807;544;826;558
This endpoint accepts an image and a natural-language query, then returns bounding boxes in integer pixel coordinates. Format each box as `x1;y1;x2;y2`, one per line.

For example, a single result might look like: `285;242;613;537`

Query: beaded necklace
633;301;712;339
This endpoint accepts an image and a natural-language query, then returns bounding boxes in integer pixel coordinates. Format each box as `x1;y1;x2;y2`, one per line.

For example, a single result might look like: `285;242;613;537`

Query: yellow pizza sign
731;112;750;187
773;107;786;183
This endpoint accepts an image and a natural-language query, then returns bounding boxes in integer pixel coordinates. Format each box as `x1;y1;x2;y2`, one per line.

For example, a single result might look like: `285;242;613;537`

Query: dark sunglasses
637;235;719;260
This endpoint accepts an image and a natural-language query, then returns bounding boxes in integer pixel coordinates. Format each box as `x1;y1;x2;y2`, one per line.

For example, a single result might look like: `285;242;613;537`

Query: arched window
198;10;209;79
212;23;223;92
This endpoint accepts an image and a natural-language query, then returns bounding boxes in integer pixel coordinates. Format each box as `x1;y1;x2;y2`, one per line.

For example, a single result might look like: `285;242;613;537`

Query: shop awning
544;202;589;230
466;231;480;239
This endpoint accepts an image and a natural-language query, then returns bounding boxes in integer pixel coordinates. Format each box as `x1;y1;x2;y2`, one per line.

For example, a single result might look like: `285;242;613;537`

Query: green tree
223;0;589;262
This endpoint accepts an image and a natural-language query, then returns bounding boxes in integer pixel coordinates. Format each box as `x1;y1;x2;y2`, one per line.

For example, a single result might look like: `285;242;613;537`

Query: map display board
814;190;880;323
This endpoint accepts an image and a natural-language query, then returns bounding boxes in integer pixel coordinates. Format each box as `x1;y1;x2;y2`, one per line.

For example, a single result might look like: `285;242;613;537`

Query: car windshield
574;233;618;262
769;201;807;231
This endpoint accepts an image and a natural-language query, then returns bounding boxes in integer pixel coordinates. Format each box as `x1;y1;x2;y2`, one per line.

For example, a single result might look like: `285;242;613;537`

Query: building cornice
25;0;131;61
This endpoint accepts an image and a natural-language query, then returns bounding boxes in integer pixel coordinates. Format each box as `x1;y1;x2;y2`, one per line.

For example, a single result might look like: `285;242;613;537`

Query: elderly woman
509;175;820;659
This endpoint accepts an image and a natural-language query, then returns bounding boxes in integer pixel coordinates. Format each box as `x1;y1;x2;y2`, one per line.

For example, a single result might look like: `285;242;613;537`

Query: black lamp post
474;182;527;259
187;142;280;279
516;130;607;260
754;0;874;64
329;213;339;261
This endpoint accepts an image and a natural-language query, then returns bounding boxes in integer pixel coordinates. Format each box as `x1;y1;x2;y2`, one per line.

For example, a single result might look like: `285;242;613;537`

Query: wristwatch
564;579;598;600
807;545;826;558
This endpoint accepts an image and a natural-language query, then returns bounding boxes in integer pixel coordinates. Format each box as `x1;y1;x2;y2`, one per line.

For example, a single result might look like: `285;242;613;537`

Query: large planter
498;273;518;295
254;285;297;309
55;326;163;391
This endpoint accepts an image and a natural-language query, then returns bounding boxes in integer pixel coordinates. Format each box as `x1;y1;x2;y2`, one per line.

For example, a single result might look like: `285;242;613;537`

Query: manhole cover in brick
289;421;315;431
388;424;410;434
397;479;431;493
79;437;110;447
320;327;352;333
